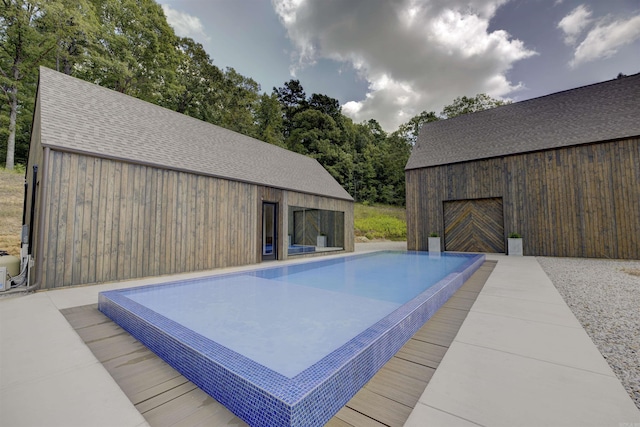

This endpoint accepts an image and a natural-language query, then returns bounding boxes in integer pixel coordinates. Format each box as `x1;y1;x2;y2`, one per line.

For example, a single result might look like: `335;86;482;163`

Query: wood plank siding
406;138;640;259
35;151;354;289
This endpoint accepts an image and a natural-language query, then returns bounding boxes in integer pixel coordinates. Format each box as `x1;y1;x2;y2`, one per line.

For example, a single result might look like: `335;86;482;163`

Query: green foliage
355;202;405;221
255;92;285;147
440;93;510;119
393;110;439;145
307;92;342;124
78;0;181;104
46;0;101;75
0;0;55;169
275;79;307;137
163;37;224;122
215;67;261;136
354;203;407;240
508;232;522;238
355;216;406;240
429;232;439;237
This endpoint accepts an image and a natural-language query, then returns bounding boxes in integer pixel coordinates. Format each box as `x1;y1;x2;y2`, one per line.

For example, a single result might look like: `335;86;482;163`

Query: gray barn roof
406;73;640;170
37;67;353;201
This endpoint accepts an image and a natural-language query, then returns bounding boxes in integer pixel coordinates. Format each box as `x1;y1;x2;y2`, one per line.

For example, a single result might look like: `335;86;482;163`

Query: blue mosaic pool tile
99;251;484;427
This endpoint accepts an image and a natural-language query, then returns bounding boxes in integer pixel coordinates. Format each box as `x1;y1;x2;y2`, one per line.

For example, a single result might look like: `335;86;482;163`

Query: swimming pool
99;251;484;426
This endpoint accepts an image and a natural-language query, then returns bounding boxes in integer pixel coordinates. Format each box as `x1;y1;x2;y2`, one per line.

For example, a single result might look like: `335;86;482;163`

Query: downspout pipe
28;165;38;255
34;146;50;290
21;174;28;226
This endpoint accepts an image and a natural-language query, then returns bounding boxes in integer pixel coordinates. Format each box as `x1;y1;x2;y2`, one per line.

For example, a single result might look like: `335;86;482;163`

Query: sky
159;0;640;132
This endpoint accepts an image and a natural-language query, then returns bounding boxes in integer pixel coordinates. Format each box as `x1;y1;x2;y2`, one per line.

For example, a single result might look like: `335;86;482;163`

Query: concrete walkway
1;247;638;426
406;254;640;426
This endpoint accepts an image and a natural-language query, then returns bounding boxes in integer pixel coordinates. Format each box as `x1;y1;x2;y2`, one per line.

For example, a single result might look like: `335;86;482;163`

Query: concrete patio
1;246;638;426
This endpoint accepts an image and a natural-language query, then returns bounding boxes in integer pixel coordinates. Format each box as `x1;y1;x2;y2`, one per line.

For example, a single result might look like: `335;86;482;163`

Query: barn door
444;198;505;253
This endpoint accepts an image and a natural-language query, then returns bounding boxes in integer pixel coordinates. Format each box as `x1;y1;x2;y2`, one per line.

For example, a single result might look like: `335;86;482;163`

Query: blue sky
159;0;640;131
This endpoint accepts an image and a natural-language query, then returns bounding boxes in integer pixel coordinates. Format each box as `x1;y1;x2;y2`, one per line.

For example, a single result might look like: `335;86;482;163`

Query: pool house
24;67;354;290
405;73;640;258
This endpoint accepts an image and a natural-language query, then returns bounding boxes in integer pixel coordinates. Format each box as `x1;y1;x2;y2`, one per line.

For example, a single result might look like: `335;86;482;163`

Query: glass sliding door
287;206;345;255
262;202;277;261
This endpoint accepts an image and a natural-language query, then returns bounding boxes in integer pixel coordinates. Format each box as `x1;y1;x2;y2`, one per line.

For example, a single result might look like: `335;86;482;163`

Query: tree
440;93;509;119
275;79;306;137
285;109;353;185
79;0;180;104
255;92;285;147
378;132;411;205
393;110;438;145
45;0;99;75
1;0;57;169
347;120;381;202
307;93;342;124
165;37;224;122
216;67;260;136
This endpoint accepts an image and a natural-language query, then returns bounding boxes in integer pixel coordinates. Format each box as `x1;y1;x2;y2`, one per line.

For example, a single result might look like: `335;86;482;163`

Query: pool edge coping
98;251;485;427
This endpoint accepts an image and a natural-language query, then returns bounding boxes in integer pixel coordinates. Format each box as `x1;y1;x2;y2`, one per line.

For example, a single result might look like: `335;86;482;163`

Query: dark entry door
262;202;277;261
444;198;505;253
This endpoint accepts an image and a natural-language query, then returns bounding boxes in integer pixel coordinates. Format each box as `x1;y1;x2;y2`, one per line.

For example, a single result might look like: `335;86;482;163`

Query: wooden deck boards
61;260;496;427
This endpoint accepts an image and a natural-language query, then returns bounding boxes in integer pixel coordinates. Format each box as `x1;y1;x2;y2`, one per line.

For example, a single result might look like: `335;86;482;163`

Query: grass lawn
354;203;407;241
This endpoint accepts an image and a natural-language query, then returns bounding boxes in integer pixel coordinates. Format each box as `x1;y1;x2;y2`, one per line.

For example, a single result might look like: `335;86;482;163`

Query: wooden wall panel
39;152;261;289
36;151;353;289
406;137;640;259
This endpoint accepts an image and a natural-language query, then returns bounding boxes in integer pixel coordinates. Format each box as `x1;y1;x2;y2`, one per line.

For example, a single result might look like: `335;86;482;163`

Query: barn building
24;67;354;290
405;74;640;259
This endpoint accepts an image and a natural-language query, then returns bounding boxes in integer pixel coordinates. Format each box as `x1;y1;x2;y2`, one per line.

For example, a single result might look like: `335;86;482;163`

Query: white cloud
161;4;210;42
558;4;592;45
571;14;640;67
272;0;536;131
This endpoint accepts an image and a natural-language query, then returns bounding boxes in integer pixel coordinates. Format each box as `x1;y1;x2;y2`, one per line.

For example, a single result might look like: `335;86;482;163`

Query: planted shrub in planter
428;232;441;253
508;232;523;256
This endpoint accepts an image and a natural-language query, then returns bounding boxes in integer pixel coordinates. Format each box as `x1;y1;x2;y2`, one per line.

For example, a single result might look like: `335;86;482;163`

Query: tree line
1;0;506;205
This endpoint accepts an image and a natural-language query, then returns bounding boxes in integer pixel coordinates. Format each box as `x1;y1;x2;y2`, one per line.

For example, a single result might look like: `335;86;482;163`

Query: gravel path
537;257;640;410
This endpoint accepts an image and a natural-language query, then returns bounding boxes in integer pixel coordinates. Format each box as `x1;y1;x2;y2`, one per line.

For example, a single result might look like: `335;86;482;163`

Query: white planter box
317;235;327;247
508;238;523;256
428;237;441;253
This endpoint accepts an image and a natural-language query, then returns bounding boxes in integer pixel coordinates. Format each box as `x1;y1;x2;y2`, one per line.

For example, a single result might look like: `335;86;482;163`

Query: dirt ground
0;168;24;257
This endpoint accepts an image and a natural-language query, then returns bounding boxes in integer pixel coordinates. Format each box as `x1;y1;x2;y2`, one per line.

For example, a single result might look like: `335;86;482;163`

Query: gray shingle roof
37;67;353;201
406;73;640;170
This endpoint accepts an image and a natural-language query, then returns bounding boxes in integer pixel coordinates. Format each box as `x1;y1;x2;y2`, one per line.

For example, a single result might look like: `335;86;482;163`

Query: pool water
99;251;484;427
122;252;470;377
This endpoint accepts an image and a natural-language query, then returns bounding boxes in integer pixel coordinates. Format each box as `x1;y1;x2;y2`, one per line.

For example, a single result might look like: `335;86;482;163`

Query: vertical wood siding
406;138;640;259
40;152;259;289
36;151;355;289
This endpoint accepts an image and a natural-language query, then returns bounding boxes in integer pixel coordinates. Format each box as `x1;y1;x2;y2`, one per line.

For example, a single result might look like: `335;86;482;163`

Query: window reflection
288;207;345;255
